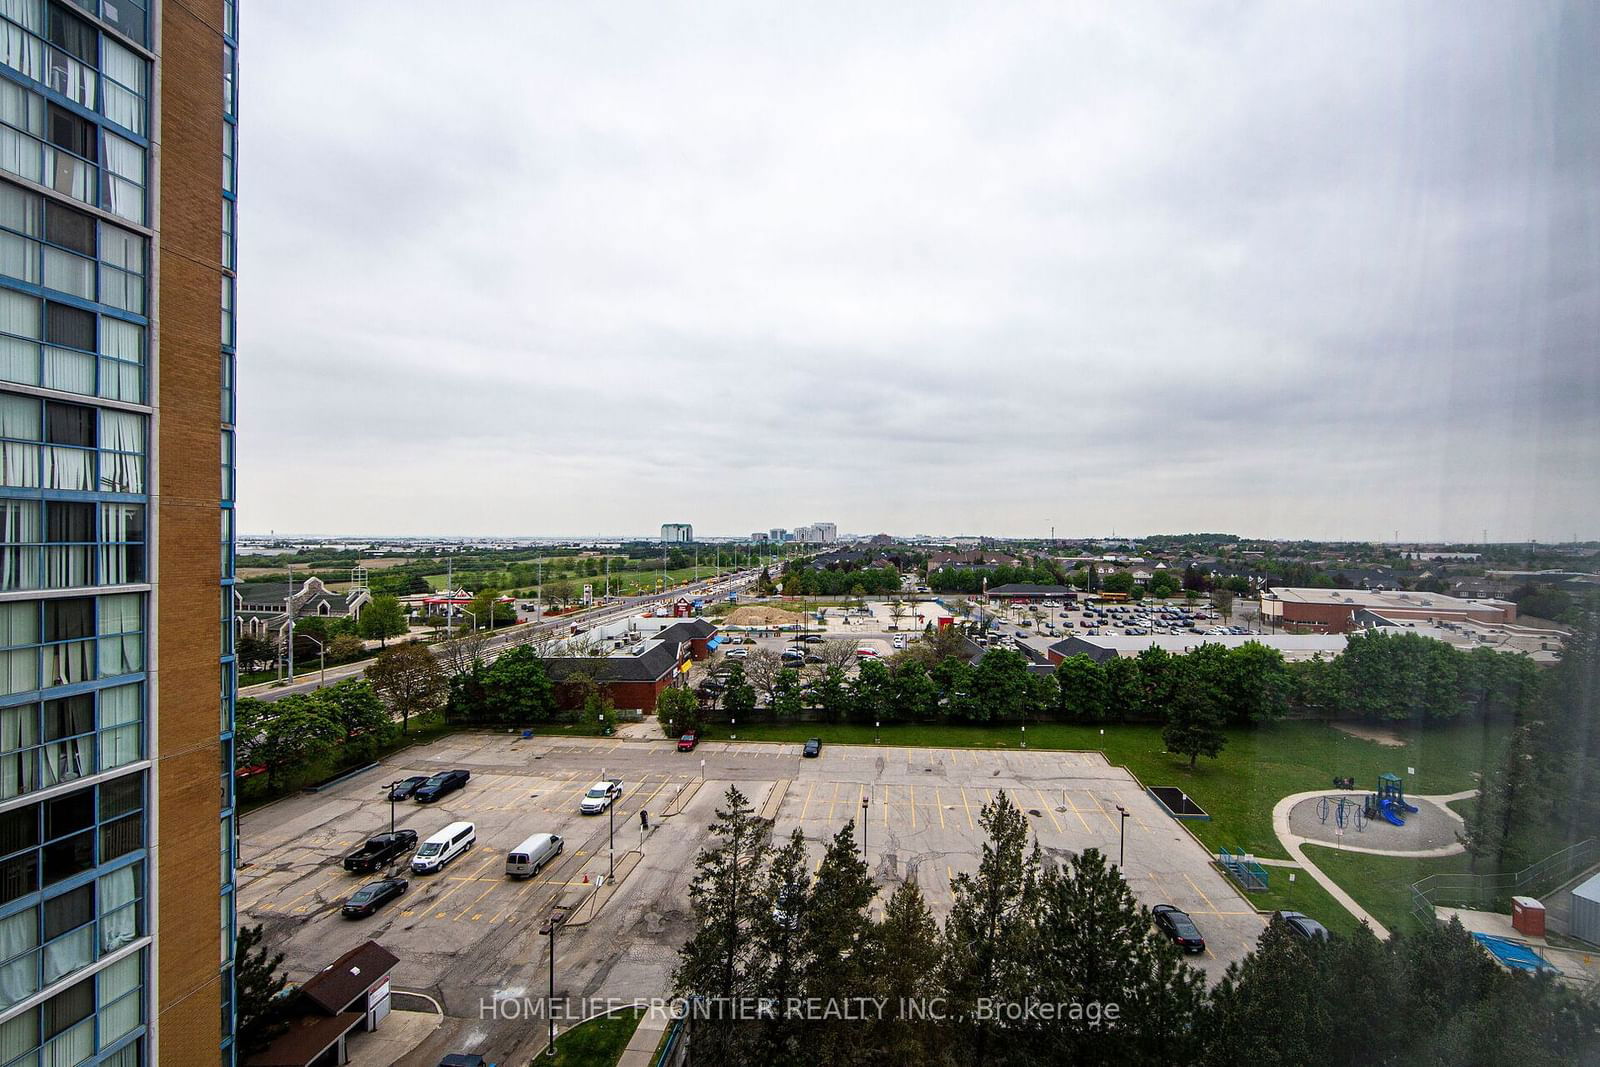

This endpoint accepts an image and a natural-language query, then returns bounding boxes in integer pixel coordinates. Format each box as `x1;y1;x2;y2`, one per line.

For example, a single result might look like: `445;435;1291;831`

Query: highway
242;570;757;703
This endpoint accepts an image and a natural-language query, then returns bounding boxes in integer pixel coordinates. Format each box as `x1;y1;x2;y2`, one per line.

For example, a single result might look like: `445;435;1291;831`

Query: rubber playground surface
1286;794;1460;851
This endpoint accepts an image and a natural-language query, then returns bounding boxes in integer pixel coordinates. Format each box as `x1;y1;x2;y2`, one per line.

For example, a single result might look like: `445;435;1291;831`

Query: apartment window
103;0;147;46
219;507;233;579
219;586;232;658
0;79;47;190
223;43;235;118
224;0;236;39
43;300;94;393
0;392;149;490
99;501;143;585
42;499;91;588
221;197;234;269
221;349;234;423
0;684;142;799
97;315;142;402
101;131;142;225
99;223;146;315
222;120;235;195
99;37;146;136
0;593;147;697
45;5;95;65
221;429;233;501
220;274;234;347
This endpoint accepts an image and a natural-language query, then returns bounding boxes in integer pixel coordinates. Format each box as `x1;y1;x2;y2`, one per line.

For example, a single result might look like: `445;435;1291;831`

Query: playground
1285;774;1463;853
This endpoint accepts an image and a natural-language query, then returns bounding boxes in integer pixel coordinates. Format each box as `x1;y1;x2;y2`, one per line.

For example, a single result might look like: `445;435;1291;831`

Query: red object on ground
1511;896;1546;937
937;617;953;629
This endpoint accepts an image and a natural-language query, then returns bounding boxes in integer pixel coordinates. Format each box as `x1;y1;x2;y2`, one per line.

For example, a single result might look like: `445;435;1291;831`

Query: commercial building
660;523;693;543
769;528;789;543
1047;633;1349;665
985;583;1077;601
0;0;238;1061
1259;587;1516;632
793;523;837;544
234;575;371;640
543;618;718;711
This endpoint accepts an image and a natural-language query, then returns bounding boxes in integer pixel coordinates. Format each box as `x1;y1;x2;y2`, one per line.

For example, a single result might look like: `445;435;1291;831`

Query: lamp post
1020;724;1026;749
386;780;401;834
540;908;568;1057
1115;804;1129;867
300;634;326;689
730;717;735;741
875;720;880;745
861;794;870;858
460;607;478;635
608;790;616;880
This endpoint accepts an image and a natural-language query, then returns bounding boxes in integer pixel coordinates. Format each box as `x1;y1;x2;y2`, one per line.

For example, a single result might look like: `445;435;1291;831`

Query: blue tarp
706;637;722;650
1472;933;1561;974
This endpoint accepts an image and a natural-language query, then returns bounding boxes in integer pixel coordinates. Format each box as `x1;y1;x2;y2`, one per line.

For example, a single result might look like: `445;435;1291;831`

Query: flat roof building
661;522;694;543
1047;633;1349;665
1259;587;1516;633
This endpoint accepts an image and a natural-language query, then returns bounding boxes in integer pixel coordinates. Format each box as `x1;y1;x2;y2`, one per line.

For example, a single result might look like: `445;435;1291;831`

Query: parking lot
239;732;1264;1064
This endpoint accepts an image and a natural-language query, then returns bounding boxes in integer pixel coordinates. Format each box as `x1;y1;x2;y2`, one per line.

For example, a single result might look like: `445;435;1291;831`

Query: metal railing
1411;838;1600;925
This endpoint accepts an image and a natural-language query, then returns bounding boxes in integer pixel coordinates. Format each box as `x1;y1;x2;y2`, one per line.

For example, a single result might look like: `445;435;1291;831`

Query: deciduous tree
366;642;447;734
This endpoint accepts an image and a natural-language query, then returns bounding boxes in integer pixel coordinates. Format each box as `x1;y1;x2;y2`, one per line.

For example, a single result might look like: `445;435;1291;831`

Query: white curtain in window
97;358;139;403
98;504;140;586
99;594;141;636
0;392;39;489
0;23;42;85
0;599;36;645
0;76;38;134
98;870;138;954
0;906;36;1007
42;1016;91;1067
100;411;144;455
99;318;142;364
43;445;90;491
0;335;36;387
41;247;92;300
46;639;89;687
97;636;139;677
102;133;143;184
40;926;90;985
99;683;139;727
42;545;86;590
0;230;36;285
40;736;87;786
42;348;93;399
0;703;35;797
0;1009;38;1064
0;288;38;339
0;125;40;186
1;499;39;590
99;412;143;493
0;179;35;233
99;723;137;769
0;601;36;695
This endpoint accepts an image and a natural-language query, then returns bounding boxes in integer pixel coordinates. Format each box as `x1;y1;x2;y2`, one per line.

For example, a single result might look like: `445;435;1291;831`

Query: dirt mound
725;606;802;626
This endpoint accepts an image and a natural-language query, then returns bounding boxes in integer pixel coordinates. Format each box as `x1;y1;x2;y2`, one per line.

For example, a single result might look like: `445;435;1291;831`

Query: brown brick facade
155;0;227;1059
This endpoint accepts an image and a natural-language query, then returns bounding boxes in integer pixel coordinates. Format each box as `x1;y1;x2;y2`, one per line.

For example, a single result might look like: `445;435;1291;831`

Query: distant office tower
751;532;768;542
769;528;788;543
0;0;238;1061
814;523;837;544
661;523;694;543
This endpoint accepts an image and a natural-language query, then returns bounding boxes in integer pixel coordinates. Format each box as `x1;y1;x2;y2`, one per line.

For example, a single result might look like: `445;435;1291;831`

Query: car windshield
349;887;376;903
417;843;442;857
585;786;608;798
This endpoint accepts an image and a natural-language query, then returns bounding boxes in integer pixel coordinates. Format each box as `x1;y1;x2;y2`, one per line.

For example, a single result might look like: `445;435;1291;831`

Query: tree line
781;563;904;597
674;786;1598;1066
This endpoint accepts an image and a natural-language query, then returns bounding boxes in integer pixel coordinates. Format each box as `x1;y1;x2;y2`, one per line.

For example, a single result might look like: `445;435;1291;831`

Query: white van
505;833;563;879
411;821;476;874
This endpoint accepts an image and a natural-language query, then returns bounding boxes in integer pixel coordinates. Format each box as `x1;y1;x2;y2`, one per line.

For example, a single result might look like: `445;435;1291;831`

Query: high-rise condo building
0;0;238;1062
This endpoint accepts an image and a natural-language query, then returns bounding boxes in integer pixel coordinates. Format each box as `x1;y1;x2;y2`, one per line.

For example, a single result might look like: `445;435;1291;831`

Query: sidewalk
1270;788;1478;940
616;1010;671;1067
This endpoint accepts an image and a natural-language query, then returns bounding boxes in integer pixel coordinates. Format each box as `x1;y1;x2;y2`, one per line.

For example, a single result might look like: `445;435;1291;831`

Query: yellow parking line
799;781;816;820
882;785;890;828
958;787;976;831
1183;873;1221;915
1061;792;1092;832
1032;790;1064;834
452;870;507;921
827;781;842;819
281;869;348;913
426;854;500;911
934;787;946;829
908;784;916;830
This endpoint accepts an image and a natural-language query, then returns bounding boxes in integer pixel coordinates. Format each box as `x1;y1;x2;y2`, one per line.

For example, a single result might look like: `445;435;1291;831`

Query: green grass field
1302;846;1478;936
545;1006;646;1066
699;719;1503;862
425;564;722;597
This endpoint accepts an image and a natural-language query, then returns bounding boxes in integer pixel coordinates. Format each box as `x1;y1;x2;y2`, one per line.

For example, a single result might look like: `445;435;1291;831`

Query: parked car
341;877;408;918
580;779;623;814
1152;904;1206;953
802;738;822;758
387;775;430;801
1274;911;1330;941
342;830;419;873
414;769;470;803
727;648;749;659
803;634;824;643
805;653;825;664
855;647;878;658
892;636;907;649
677;733;699;752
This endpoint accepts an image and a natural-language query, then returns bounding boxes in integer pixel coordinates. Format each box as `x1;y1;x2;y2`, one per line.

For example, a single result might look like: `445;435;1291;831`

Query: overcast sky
237;1;1599;542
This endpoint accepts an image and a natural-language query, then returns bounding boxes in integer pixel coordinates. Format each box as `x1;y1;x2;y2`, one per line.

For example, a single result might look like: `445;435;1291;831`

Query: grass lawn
545;1006;645;1066
1234;867;1365;939
426;565;724;597
1302;845;1478;936
700;719;1503;861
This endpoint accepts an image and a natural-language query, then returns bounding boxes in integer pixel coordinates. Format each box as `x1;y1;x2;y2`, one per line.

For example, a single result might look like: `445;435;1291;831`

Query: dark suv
343;830;419;873
1274;910;1330;941
414;769;471;803
1152;904;1206;953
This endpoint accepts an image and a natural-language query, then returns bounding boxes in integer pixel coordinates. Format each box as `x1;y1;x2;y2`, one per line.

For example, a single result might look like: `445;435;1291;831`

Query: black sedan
343;830;419;873
341;877;408;918
1275;911;1330;941
388;776;430;801
802;738;822;758
414;769;470;803
1152;904;1206;953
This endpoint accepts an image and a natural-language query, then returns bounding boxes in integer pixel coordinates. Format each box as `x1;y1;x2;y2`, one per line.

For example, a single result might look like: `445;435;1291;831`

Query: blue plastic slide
1399;798;1420;814
1378;796;1406;827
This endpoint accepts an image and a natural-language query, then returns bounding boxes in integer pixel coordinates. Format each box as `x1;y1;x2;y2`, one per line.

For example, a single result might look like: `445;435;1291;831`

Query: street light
861;794;870;858
608;790;616;880
730;717;736;741
460;607;478;635
539;907;568;1057
386;780;401;834
1115;804;1129;867
1020;724;1026;749
300;634;326;689
875;720;880;745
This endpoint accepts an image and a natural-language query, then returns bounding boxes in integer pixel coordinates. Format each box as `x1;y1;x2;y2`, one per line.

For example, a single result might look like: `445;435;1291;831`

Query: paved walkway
616;1010;672;1066
1270;788;1478;940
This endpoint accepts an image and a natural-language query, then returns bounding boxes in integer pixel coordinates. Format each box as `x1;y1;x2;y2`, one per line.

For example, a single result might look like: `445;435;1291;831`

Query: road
244;571;758;703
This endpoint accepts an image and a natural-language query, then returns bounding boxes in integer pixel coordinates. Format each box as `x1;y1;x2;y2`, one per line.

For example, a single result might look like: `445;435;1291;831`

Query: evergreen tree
235;923;288;1058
